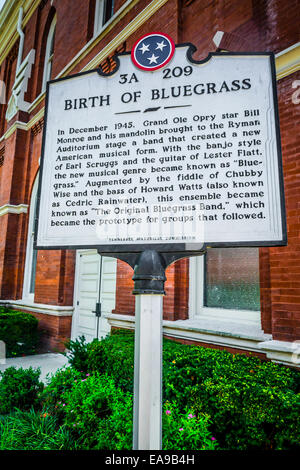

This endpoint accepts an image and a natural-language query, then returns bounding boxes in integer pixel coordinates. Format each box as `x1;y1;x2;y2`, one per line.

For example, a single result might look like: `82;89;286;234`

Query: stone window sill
0;299;73;316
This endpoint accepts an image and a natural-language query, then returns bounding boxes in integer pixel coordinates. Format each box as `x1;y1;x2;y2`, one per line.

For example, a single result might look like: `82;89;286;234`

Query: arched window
42;15;56;92
22;174;39;301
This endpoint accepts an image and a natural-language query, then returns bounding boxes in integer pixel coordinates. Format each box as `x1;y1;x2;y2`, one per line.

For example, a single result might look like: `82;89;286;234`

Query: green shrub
64;335;90;373
0;309;39;357
65;332;135;392
0;408;77;450
163;342;300;403
0;367;43;414
63;332;300;450
57;373;133;450
88;333;135;392
162;402;217;450
41;366;83;416
163;343;300;450
191;375;300;450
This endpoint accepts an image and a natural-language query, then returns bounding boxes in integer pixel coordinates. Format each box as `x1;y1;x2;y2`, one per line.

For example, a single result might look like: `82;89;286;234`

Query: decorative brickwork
0;146;4;168
100;41;127;74
31;118;44;136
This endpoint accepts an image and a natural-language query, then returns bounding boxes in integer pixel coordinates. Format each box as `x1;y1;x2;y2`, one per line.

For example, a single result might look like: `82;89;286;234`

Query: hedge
65;331;300;450
0;308;39;357
0;368;218;450
0;366;43;414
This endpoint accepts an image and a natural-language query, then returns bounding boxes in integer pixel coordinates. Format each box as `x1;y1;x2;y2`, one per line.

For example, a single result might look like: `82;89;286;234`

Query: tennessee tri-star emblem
131;32;175;71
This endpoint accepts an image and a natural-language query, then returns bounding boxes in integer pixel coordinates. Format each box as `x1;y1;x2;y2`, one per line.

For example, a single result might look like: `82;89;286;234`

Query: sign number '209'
118;66;193;84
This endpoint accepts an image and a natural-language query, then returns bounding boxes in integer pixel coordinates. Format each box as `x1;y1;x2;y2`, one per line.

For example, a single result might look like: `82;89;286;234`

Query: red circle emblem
131;32;175;71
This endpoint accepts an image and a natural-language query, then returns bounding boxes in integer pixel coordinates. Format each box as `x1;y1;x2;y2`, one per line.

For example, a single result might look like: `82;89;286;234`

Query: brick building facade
0;0;299;366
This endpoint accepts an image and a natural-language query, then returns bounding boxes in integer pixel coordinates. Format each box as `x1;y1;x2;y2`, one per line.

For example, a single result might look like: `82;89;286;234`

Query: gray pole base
95;249;205;450
133;294;163;450
132;250;165;450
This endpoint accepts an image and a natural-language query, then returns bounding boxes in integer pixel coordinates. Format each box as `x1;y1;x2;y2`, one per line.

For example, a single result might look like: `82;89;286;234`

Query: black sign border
34;45;287;253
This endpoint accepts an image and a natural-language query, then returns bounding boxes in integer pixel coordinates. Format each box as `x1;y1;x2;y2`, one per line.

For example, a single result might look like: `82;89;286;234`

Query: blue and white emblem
131;32;175;71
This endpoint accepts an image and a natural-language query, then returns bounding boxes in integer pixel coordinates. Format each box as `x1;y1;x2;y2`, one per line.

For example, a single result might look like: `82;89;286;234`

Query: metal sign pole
95;255;103;340
132;250;167;450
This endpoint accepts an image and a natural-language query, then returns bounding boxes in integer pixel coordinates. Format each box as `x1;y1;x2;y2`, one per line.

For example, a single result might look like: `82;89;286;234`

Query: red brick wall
259;247;272;334
0;42;19;135
23;309;72;352
164;259;189;321
34;250;75;306
164;334;269;361
257;71;300;342
268;71;300;341
112;260;135;315
179;0;253;57
50;1;91;79
0;0;299;350
113;258;189;320
0;126;32;300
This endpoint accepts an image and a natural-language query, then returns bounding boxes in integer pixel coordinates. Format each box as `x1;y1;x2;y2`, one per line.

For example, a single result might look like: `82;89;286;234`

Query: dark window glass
204;248;260;311
103;0;114;24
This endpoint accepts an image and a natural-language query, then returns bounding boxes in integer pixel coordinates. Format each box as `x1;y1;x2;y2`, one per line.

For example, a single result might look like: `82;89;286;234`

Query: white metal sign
35;45;286;251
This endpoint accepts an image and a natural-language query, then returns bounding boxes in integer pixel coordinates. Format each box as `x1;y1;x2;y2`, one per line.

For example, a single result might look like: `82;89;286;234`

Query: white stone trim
5;48;36;121
0;204;28;216
41;16;56;93
0;120;27;143
276;42;300;58
106;313;135;330
106;314;300;368
212;31;224;48
258;340;300;368
162;319;270;352
275;42;300;80
106;313;272;352
93;0;106;37
0;299;73;317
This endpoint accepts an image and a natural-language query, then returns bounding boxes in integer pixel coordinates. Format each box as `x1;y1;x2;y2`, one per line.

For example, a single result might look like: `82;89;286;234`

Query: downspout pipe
16;6;24;73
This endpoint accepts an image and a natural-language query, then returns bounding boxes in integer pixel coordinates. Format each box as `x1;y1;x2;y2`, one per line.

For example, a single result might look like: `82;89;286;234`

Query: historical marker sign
35;42;286;252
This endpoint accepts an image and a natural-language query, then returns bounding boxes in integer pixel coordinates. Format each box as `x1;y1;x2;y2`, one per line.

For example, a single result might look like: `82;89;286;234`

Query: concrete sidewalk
0;353;69;382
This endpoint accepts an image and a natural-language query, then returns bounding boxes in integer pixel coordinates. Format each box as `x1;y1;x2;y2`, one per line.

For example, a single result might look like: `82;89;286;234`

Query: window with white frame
189;248;261;325
94;0;114;35
42;15;56;92
22;175;39;301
